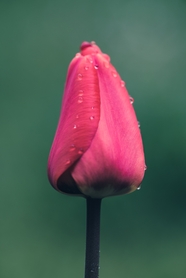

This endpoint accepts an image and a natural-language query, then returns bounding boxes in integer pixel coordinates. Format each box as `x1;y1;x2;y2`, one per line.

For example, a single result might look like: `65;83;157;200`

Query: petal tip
80;41;102;56
80;41;92;51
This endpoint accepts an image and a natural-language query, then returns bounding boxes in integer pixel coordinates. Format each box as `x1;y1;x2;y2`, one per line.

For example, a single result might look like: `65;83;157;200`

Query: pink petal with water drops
48;53;100;193
71;49;145;198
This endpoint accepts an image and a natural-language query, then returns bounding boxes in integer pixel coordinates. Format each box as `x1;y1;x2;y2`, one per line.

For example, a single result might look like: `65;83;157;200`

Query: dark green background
1;0;186;277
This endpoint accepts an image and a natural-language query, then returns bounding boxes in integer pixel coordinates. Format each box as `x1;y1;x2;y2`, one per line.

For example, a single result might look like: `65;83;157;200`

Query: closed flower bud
48;41;146;198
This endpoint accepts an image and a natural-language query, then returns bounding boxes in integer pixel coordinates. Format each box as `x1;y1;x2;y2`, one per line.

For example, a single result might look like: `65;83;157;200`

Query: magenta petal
48;54;100;192
48;42;146;198
71;54;145;198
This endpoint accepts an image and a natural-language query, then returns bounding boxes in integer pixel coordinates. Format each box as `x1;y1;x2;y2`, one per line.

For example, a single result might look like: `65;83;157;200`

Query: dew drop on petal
70;144;76;151
138;121;140;128
78;73;82;80
137;185;141;190
78;96;83;103
76;114;79;119
78;90;83;96
65;160;71;165
94;65;99;69
75;53;81;58
78;149;84;155
73;124;77;129
89;116;94;120
144;165;147;171
121;80;125;87
112;71;117;77
84;66;89;70
91;106;94;110
129;96;134;104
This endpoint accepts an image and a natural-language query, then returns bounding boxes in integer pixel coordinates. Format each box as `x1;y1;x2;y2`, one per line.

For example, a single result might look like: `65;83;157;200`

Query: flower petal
71;53;145;197
48;54;100;193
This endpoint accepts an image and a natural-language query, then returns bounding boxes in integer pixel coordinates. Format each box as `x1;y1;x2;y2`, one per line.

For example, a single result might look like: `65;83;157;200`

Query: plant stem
84;197;102;278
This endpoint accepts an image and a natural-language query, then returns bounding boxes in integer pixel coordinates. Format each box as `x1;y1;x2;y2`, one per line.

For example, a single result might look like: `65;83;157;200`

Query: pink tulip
48;41;146;198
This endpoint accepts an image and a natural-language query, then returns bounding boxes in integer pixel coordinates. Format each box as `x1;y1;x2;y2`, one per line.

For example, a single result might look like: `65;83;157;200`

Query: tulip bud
48;41;146;198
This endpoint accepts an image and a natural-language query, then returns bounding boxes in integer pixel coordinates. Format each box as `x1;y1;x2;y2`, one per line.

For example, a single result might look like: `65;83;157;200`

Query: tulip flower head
48;41;146;198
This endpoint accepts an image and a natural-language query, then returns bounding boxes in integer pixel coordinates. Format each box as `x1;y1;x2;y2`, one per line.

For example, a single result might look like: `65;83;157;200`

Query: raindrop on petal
78;73;82;80
138;121;140;128
121;80;125;87
137;185;141;190
94;65;99;69
78;149;84;155
129;96;134;104
89;116;94;120
78;96;83;103
70;144;76;151
65;160;71;165
144;165;147;171
73;124;77;129
78;90;84;96
112;71;117;77
84;66;89;70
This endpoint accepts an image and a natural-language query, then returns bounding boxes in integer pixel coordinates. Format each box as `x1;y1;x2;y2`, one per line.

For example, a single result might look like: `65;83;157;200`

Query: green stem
84;197;102;278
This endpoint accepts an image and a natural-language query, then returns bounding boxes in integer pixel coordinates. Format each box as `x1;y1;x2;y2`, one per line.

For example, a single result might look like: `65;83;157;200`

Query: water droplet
78;148;84;155
78;96;83;103
129;96;134;104
65;160;71;165
78;73;82;80
137;185;141;190
138;121;140;128
91;106;94;110
112;71;117;77
144;165;147;171
75;53;81;58
89;116;94;120
78;90;83;96
121;80;125;87
76;114;79;119
73;124;77;129
84;66;89;70
70;144;75;151
94;65;99;69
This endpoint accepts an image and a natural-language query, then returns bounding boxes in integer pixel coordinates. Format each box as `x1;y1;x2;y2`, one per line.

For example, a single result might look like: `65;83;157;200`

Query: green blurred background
1;0;186;277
